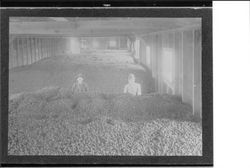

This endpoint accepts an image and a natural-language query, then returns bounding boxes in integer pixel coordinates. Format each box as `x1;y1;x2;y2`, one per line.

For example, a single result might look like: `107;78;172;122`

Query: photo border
0;7;213;166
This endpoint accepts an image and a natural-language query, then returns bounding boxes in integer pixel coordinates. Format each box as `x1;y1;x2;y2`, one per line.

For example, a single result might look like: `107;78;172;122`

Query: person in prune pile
70;73;89;109
123;73;141;96
71;73;88;95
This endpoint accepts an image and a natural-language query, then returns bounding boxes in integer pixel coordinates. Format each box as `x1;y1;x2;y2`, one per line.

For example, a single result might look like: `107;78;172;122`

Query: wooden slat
174;31;182;97
20;38;25;66
41;38;44;58
180;32;184;101
53;39;56;56
44;38;47;58
23;38;28;65
26;38;32;64
50;39;52;56
39;38;42;60
155;34;162;93
161;33;169;94
30;38;35;63
16;38;19;66
55;38;58;55
35;38;38;62
40;38;43;60
50;39;53;56
9;36;14;68
37;38;41;60
17;38;22;66
193;29;202;118
44;39;47;58
13;39;18;68
46;39;49;57
169;32;175;95
182;30;194;108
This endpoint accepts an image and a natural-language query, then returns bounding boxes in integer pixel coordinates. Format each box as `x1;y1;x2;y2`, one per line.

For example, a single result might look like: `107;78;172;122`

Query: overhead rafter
49;17;69;22
9;18;201;37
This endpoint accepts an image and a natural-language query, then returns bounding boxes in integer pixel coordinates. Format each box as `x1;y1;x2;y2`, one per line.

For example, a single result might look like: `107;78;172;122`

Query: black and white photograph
2;1;250;168
8;16;202;156
1;6;213;166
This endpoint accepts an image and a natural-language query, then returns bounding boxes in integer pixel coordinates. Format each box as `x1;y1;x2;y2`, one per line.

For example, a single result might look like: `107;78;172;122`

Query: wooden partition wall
9;36;69;69
138;27;202;117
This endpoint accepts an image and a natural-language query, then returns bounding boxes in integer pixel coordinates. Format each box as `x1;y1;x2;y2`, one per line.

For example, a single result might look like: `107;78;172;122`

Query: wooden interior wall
9;36;69;69
174;31;182;97
138;27;202;117
182;30;194;107
193;29;202;117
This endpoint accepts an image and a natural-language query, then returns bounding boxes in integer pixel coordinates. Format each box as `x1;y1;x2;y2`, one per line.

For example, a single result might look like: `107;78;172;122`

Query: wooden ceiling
10;17;201;37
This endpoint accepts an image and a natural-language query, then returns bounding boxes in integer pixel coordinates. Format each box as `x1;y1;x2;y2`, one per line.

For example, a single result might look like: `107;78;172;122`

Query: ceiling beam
49;17;69;22
9;18;201;36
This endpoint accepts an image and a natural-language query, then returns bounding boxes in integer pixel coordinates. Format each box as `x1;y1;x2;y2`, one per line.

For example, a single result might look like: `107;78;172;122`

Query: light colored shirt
124;82;141;96
72;82;88;94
